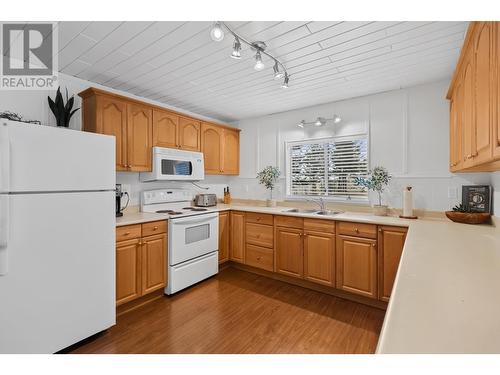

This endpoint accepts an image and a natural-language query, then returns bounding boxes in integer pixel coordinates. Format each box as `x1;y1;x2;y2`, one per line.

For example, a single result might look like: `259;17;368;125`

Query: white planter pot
266;199;277;207
372;205;388;216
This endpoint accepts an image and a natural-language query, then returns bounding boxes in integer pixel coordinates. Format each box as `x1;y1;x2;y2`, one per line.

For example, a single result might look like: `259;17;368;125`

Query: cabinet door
378;226;407;302
336;235;377;299
201;123;223;174
141;233;167;295
462;49;476;168
179;117;201;151
116;238;141;306
494;22;500;158
473;22;493;164
127;103;153;172
275;227;303;278
219;211;230;263
222;128;240;175
451;79;464;171
230;211;245;263
153;109;178;149
303;231;335;286
100;96;128;171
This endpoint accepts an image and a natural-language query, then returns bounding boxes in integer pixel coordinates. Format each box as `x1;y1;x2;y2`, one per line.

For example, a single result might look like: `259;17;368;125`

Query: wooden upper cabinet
219;211;230;264
127;103;153;172
473;22;493;165
100;97;128;171
336;235;377;299
202;123;223;174
275;226;304;279
178;117;201;151
153;109;178;149
495;22;500;158
378;226;407;302
462;50;475;169
303;231;335;286
222;128;240;175
450;80;464;172
230;211;245;263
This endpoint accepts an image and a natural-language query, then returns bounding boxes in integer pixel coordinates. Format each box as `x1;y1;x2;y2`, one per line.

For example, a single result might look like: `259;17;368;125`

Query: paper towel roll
403;186;413;217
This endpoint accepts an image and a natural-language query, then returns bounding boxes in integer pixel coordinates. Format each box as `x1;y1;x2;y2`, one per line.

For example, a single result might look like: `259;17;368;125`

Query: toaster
195;193;217;207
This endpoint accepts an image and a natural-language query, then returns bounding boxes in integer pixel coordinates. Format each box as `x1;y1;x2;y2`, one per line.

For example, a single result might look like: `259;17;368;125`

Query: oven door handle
170;214;217;226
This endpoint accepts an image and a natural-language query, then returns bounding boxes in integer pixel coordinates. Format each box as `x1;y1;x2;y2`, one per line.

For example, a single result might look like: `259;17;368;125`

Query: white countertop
116;203;500;353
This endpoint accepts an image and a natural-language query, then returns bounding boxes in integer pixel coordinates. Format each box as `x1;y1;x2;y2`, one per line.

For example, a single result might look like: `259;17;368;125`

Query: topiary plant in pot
47;87;80;128
257;166;281;207
353;166;392;216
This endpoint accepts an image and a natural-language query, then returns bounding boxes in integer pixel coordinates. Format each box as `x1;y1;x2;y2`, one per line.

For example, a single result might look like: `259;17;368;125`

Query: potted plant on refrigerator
353;166;392;216
257;166;281;207
47;86;80;128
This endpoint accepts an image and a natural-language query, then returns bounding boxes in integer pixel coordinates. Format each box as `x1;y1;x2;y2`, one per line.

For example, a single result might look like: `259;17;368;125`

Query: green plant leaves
47;86;80;127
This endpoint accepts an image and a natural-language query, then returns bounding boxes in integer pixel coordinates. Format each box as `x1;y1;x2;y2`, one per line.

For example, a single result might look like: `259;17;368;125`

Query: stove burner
156;210;183;215
182;207;208;212
182;207;195;210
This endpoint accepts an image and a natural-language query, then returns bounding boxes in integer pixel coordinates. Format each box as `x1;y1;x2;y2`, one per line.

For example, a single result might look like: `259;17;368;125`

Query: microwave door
161;158;193;178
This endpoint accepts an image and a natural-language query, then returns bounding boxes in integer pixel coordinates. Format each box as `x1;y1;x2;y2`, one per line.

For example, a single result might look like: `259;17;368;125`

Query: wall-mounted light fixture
210;22;290;89
297;115;342;128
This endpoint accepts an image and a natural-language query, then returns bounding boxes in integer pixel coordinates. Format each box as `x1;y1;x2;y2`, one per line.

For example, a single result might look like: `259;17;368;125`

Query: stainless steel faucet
307;197;327;212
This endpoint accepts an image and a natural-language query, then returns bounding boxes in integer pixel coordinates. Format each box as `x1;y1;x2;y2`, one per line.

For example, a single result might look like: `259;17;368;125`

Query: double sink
282;208;344;216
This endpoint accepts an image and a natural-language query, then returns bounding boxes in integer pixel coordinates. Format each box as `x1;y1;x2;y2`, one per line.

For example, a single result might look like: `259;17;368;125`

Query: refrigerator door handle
0;194;9;275
0;121;10;193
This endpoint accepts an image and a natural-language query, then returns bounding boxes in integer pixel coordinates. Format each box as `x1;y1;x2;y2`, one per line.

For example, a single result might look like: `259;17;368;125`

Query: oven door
168;212;219;265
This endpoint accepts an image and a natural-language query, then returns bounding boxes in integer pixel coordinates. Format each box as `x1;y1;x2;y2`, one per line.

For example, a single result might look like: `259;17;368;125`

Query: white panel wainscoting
231;79;495;213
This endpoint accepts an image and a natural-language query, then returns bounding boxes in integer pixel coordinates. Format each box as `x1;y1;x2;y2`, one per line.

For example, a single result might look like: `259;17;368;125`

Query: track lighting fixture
231;37;241;59
254;51;265;71
273;61;284;79
210;22;225;42
297;115;342;128
210;21;289;89
281;73;289;89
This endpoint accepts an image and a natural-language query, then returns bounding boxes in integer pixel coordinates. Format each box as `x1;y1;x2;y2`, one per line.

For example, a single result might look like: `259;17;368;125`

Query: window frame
284;134;370;204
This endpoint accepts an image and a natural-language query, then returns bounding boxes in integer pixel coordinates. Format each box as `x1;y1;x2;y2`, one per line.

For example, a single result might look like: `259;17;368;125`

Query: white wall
491;172;500;215
231;80;493;212
0;72;233;205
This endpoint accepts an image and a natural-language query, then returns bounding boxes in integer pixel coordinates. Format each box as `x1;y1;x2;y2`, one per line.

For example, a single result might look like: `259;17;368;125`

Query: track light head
281;73;289;89
314;117;325;127
231;37;241;59
210;22;225;42
254;51;265;71
333;114;342;124
273;61;284;79
298;120;306;128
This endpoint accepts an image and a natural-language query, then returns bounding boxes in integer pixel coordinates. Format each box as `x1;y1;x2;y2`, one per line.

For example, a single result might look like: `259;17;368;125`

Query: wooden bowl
445;211;491;224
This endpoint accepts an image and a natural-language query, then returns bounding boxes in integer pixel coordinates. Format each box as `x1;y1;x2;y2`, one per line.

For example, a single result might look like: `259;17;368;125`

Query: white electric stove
141;189;219;295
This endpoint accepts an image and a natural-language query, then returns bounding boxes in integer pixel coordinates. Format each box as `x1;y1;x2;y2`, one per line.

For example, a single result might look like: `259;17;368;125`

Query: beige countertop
116;203;500;353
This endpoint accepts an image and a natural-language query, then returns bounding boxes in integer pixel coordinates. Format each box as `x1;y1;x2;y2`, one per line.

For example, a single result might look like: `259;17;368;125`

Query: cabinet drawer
337;221;377;239
246;212;274;225
304;218;335;234
246;223;274;248
245;244;274;272
275;215;303;229
142;220;167;237
116;224;142;242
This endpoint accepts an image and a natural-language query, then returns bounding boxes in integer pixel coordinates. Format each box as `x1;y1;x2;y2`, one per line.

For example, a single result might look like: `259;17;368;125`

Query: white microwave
140;147;205;182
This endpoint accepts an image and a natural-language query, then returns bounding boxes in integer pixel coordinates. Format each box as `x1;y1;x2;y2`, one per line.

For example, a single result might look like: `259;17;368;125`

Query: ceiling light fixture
297;115;342;128
230;37;241;59
273;61;284;79
210;21;289;88
254;51;265;71
210;22;225;42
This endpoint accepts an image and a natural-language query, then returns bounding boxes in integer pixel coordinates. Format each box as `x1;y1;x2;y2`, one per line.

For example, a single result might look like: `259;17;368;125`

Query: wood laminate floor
68;268;385;354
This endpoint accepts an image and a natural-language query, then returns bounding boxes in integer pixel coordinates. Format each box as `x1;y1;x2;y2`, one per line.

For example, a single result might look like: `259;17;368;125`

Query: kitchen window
285;135;369;202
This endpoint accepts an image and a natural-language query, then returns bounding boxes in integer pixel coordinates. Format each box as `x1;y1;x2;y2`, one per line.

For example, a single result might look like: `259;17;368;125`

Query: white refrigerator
0;120;116;353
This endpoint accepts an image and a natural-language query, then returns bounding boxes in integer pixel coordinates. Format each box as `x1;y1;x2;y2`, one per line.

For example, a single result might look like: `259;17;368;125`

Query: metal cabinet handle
256;256;261;261
153;226;158;230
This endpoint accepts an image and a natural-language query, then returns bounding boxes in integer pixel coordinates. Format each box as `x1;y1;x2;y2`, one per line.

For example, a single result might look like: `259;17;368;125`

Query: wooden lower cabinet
230;211;245;263
378;226;407;302
245;244;274;272
275;226;304;278
116;238;142;306
116;221;167;307
336;235;377;299
219;212;230;263
303;231;335;286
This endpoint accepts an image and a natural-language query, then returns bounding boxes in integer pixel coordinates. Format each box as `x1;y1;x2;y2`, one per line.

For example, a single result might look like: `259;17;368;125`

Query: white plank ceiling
54;21;468;122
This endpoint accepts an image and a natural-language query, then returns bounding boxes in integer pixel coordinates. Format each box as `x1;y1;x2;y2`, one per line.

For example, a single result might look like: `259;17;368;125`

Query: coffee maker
116;184;129;217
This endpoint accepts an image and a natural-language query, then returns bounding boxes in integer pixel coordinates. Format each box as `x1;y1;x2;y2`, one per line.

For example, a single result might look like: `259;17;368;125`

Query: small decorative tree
257;166;280;206
353;166;392;207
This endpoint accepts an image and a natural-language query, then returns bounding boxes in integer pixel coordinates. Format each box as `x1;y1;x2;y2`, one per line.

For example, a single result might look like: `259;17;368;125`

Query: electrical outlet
121;184;131;196
448;187;458;199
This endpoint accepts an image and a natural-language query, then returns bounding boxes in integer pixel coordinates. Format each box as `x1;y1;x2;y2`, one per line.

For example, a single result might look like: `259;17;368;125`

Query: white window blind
285;135;368;200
